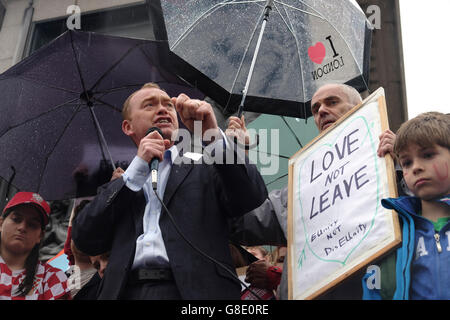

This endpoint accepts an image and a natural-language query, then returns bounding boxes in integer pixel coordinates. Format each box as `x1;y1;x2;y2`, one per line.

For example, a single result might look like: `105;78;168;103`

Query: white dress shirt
122;131;231;270
122;145;178;269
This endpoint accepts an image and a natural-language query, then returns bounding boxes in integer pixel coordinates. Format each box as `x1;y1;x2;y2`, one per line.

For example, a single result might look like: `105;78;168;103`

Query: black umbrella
150;0;372;118
0;30;204;200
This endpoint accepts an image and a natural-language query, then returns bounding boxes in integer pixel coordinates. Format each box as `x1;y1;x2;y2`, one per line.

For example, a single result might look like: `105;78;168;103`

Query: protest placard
287;87;401;299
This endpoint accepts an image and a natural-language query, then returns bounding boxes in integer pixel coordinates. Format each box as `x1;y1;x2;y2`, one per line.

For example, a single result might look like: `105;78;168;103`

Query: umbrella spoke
279;0;370;92
172;1;265;49
274;1;325;20
230;0;265;3
226;3;266;114
281;116;303;148
68;31;90;101
172;2;227;49
326;27;370;92
0;97;81;139
0;75;80;95
92;78;196;101
226;27;261;113
138;46;202;91
36;103;84;193
263;153;290;160
138;47;180;86
93;84;141;95
272;2;307;110
253;149;290;160
266;172;288;187
89;43;143;92
91;96;122;113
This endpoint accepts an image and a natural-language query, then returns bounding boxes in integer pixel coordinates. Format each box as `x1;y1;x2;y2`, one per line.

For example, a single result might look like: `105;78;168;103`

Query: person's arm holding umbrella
110;167;124;181
225;114;287;245
225;115;250;150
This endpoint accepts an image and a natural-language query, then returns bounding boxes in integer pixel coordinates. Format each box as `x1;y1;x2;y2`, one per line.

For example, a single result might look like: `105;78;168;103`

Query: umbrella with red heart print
150;0;372;119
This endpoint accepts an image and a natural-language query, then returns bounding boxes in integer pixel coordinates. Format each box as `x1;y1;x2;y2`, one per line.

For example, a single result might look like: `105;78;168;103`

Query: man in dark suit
72;83;267;299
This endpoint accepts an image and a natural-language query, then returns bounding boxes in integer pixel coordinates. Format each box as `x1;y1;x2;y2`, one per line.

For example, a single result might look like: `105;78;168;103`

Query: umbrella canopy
0;30;204;200
246;114;319;192
150;0;372;118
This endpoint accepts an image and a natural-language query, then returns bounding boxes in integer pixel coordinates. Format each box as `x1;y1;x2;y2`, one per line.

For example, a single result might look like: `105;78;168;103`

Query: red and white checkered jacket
0;256;70;300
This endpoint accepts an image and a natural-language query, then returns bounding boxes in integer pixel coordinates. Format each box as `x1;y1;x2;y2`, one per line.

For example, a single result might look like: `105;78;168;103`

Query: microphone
146;127;163;190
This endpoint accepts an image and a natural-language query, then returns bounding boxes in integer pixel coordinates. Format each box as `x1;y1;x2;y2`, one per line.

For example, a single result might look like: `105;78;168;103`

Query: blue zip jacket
362;195;450;299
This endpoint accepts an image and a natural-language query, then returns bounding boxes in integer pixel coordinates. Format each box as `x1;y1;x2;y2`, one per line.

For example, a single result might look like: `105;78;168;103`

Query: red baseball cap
2;192;51;226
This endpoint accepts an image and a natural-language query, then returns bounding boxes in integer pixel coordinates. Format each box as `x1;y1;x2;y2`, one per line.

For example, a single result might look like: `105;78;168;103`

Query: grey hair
338;84;362;106
316;83;362;106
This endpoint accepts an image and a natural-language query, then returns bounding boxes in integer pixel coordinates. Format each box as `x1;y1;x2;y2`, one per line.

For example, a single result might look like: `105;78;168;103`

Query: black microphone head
146;127;163;137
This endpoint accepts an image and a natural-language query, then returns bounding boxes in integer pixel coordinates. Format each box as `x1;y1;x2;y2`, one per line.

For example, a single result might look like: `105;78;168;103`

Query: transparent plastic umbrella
150;0;372;118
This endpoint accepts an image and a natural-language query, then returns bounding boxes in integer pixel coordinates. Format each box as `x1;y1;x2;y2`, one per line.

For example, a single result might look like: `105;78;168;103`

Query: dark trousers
121;280;182;300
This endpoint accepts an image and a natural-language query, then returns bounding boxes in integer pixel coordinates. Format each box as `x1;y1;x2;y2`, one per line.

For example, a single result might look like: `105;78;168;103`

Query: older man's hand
225;115;250;146
377;129;396;157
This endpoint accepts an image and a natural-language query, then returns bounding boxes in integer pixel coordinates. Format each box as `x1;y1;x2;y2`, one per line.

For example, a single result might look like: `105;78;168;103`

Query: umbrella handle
88;106;117;172
237;0;273;117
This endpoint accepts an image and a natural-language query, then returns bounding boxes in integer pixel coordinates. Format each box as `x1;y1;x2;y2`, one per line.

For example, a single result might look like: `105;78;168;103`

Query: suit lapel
163;158;193;206
131;155;194;233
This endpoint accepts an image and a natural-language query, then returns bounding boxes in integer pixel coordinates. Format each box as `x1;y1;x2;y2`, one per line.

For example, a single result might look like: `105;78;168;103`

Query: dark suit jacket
72;147;267;300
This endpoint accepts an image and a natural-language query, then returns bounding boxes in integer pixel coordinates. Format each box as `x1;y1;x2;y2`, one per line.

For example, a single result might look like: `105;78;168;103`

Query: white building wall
0;0;28;72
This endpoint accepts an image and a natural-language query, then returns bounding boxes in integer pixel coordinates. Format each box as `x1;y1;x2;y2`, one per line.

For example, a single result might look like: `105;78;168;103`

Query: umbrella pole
88;106;117;171
238;0;273;118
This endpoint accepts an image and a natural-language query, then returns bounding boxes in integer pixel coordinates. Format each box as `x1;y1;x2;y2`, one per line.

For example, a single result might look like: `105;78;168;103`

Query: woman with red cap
0;192;70;300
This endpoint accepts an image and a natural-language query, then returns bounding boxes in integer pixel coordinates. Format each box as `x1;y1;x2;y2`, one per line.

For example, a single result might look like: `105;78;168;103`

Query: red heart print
308;42;326;64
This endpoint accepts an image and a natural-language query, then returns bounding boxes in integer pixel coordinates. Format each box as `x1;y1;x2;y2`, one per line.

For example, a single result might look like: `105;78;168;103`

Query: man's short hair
394;111;450;156
313;83;362;110
339;84;362;106
122;82;162;120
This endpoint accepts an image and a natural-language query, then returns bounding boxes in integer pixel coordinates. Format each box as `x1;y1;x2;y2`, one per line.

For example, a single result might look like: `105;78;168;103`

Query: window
0;1;6;32
25;2;154;56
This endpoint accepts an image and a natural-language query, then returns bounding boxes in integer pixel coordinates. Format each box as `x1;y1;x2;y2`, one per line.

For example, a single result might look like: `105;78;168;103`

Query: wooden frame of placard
287;87;401;300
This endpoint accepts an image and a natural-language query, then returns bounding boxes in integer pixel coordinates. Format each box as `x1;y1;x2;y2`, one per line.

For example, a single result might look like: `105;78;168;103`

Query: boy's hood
381;194;450;216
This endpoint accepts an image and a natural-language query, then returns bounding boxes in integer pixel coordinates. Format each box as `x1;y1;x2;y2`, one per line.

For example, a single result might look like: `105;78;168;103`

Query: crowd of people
0;81;448;300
